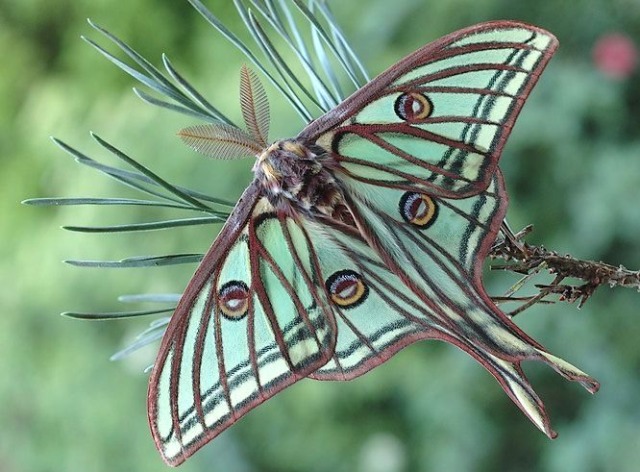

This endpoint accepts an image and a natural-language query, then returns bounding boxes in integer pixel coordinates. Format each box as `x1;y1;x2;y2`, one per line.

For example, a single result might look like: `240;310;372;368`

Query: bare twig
490;224;640;315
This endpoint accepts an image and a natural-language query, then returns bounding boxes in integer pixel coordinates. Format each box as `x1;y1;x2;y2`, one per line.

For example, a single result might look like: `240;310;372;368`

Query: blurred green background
2;0;640;471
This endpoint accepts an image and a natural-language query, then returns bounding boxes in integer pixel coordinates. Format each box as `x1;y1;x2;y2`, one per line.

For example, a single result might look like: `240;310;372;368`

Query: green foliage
3;0;640;471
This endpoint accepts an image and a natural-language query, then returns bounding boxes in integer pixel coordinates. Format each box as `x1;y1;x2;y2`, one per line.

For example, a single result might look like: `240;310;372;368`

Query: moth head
254;143;282;183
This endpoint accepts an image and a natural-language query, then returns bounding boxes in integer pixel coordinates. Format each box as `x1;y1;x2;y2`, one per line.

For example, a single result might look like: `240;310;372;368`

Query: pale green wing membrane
300;21;558;197
305;174;598;439
148;185;336;466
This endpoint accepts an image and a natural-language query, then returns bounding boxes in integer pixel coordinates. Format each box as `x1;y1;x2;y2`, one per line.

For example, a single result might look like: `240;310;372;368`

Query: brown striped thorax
253;140;345;219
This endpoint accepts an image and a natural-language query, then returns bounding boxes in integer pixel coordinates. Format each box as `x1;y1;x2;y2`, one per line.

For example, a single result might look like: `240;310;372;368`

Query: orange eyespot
218;281;250;320
326;270;369;309
394;92;433;121
399;192;438;228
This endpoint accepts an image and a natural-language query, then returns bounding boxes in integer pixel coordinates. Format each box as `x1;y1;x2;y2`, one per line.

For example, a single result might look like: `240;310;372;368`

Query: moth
148;21;599;466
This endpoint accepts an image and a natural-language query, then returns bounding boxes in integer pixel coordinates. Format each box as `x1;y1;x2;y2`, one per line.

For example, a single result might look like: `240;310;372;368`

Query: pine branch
490;224;640;315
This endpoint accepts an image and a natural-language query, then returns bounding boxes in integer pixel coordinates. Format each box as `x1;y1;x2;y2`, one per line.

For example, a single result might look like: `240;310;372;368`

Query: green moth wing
300;21;558;197
306;172;598;439
147;182;337;466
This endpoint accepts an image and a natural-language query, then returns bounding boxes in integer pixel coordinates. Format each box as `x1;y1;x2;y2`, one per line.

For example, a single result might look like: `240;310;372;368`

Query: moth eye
394;92;433;121
218;281;250;320
325;270;369;309
399;192;439;228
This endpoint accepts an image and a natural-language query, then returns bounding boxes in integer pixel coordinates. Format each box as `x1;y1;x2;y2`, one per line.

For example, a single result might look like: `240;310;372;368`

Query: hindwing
302;174;598;440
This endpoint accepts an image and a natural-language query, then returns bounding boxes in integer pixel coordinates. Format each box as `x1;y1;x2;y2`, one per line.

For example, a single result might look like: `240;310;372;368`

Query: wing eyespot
218;281;250;320
399;192;439;228
394;92;433;121
325;270;369;309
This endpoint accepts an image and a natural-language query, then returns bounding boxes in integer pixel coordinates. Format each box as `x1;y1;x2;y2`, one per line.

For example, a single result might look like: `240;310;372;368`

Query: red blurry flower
593;33;638;79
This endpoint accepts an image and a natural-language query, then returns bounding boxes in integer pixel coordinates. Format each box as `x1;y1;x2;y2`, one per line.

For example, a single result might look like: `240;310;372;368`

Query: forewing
148;182;336;466
299;21;558;197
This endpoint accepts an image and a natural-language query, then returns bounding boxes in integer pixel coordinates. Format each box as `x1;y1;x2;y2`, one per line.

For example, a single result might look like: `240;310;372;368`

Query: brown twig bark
489;224;640;316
